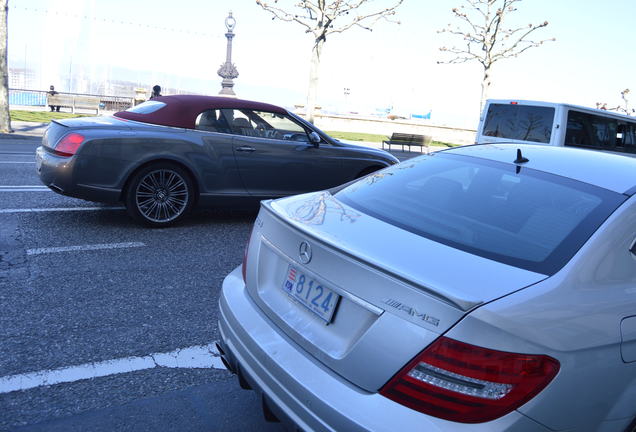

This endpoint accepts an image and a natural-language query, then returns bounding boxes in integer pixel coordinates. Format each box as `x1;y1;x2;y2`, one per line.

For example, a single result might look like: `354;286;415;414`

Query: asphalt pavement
0;123;424;431
0;132;284;431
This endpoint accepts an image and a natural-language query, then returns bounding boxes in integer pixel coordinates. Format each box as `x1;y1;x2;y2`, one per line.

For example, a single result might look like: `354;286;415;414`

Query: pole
217;12;238;96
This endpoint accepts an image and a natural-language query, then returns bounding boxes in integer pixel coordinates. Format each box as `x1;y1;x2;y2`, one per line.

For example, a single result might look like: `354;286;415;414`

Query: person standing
150;85;162;99
48;85;60;112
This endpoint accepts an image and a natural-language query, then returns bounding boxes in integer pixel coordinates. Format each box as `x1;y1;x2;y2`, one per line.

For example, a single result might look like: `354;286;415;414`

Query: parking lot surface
0;135;285;431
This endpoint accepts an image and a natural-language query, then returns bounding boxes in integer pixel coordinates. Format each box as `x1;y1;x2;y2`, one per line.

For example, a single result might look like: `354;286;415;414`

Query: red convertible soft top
114;94;288;129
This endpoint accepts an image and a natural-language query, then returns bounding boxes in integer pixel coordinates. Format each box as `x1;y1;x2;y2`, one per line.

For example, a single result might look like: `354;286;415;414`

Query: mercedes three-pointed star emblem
298;241;312;264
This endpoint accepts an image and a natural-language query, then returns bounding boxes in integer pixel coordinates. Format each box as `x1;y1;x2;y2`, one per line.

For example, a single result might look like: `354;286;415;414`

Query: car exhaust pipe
220;355;234;373
216;340;252;390
215;341;236;374
215;342;226;357
237;365;252;390
48;183;64;194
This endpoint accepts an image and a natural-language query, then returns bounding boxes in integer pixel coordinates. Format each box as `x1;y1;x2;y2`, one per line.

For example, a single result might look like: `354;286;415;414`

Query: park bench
47;94;101;115
382;132;432;152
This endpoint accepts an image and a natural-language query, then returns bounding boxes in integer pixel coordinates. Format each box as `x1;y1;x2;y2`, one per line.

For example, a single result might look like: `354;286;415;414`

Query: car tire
124;162;195;227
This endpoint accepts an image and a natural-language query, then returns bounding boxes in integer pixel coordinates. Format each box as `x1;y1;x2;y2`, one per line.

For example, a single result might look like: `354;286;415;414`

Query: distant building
8;66;197;101
9;67;37;89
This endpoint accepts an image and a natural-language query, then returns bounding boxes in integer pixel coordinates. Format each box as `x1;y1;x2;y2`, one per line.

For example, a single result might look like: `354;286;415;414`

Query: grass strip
325;130;459;147
10;110;93;122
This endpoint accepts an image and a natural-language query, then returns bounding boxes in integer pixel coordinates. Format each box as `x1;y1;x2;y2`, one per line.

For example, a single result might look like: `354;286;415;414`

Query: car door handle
235;146;256;152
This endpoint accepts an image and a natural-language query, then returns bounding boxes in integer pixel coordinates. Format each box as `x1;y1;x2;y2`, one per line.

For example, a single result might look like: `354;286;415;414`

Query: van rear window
482;104;555;143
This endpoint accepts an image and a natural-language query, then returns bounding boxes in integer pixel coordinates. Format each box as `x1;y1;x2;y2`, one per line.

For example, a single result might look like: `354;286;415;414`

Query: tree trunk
306;38;324;124
0;0;11;133
479;65;492;115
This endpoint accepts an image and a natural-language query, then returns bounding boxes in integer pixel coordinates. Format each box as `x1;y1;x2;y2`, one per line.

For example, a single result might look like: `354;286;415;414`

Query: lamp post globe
225;12;236;32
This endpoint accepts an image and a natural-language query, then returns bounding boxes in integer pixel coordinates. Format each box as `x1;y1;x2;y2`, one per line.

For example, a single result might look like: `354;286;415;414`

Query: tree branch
255;0;314;33
438;0;553;69
493;22;550;60
255;0;404;123
256;0;403;39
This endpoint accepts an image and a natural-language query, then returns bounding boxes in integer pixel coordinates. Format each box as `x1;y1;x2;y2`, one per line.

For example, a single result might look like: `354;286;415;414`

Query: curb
0;133;41;141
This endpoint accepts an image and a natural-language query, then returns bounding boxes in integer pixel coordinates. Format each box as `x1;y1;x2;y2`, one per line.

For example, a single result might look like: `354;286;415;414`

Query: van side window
482;104;554;143
565;111;617;150
616;123;636;153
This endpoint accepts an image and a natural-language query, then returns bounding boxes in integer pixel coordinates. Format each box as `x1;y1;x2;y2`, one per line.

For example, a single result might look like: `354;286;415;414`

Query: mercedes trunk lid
242;191;547;391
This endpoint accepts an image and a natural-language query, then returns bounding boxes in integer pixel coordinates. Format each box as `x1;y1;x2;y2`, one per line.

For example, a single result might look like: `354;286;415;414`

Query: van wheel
125;163;194;227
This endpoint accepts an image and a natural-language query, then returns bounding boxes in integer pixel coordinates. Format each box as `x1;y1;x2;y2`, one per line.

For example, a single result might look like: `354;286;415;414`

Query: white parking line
0;206;125;214
0;185;50;192
0;161;36;164
0;187;51;192
27;242;146;256
0;343;226;394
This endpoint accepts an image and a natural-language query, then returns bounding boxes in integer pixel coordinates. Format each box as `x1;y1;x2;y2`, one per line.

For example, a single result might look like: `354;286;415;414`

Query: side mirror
309;131;321;146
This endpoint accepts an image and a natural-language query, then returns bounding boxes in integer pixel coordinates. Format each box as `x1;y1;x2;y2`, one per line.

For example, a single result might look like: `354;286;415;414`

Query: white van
476;99;636;155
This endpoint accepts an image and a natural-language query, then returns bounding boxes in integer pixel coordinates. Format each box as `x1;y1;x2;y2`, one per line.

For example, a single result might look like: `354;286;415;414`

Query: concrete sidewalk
0;121;49;140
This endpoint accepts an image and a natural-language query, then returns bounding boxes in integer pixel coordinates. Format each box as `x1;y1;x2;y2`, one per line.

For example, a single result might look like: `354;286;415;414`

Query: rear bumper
218;265;548;432
36;146;121;203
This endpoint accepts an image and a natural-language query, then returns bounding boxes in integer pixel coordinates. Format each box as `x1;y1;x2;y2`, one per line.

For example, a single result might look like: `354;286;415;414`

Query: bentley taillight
380;337;559;423
54;133;85;157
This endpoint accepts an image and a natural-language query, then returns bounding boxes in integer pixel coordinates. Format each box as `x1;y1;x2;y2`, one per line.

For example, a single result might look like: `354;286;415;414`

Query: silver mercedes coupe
219;143;636;431
35;95;398;226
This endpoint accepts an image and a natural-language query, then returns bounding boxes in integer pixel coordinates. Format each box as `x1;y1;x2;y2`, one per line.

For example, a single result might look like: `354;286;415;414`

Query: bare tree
438;0;554;113
256;0;403;123
0;0;11;133
597;89;634;116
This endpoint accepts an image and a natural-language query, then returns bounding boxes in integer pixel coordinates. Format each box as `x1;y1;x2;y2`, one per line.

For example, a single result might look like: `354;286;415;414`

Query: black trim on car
623;185;636;197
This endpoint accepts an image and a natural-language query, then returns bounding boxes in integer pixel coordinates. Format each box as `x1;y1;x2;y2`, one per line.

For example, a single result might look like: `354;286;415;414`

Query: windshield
336;153;625;275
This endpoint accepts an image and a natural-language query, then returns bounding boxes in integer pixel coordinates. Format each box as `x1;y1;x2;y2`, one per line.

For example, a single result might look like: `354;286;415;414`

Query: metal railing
9;88;134;112
9;89;47;106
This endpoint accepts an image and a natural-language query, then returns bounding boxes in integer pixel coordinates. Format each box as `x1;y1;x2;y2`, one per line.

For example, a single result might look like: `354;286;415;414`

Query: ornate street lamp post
218;12;238;96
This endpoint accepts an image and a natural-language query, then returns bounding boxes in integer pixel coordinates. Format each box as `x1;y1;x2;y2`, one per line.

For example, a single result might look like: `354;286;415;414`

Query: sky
8;0;636;128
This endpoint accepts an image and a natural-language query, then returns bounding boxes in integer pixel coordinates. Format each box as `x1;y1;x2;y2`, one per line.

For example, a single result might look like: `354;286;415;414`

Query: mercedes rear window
336;153;625;275
482;104;555;143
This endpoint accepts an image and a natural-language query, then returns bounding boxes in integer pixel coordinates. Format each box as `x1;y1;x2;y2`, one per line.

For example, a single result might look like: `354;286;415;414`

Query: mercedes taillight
380;336;559;423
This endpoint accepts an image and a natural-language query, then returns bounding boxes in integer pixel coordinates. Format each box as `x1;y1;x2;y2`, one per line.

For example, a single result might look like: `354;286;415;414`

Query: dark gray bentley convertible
36;95;398;226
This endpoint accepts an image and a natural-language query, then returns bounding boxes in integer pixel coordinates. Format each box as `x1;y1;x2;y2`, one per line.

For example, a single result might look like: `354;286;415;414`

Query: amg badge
382;298;440;327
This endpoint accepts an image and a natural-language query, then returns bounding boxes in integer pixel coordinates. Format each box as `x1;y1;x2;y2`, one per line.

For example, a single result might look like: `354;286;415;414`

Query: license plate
282;265;340;324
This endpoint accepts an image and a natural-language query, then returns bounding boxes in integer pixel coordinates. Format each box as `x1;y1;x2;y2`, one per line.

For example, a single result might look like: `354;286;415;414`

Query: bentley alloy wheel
125;163;194;227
